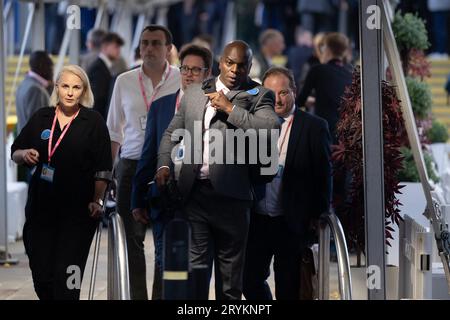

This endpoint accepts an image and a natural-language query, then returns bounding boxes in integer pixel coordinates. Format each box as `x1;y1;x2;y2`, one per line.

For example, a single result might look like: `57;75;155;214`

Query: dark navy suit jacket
131;90;180;219
254;109;332;240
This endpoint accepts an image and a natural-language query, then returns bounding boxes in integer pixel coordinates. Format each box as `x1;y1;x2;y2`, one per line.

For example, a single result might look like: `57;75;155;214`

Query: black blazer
281;109;332;238
87;57;112;120
296;59;353;143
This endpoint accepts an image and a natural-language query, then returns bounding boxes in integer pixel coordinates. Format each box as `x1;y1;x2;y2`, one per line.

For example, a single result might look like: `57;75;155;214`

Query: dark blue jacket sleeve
131;105;158;211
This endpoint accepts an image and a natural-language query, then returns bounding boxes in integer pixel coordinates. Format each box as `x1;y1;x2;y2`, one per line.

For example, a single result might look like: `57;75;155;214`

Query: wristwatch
94;199;104;207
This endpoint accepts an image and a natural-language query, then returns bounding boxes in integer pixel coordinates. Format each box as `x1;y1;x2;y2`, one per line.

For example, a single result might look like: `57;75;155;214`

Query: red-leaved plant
332;68;404;257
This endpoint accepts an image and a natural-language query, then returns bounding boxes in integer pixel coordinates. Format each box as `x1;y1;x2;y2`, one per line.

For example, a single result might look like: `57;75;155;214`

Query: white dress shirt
107;62;180;160
256;104;296;217
198;78;230;179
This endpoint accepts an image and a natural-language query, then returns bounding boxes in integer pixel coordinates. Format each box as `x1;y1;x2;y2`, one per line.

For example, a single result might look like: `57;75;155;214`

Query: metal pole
94;0;106;29
318;220;330;300
113;213;130;300
69;28;80;65
129;13;147;64
0;0;8;263
0;0;17;266
107;212;130;300
31;0;45;51
327;213;353;300
6;2;35;119
107;217;114;300
3;0;13;58
359;0;386;299
88;222;103;300
54;28;72;82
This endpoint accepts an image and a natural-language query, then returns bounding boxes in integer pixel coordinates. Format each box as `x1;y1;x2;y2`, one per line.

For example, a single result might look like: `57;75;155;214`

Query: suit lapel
195;90;209;122
226;90;242;101
285;108;305;169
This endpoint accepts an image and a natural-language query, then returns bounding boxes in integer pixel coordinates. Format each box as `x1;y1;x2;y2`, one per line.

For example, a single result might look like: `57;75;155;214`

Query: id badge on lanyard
138;67;172;131
41;107;79;183
41;164;55;182
140;115;147;131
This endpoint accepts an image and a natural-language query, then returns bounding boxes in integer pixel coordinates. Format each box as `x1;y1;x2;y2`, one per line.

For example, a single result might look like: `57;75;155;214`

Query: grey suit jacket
15;75;50;133
157;78;280;202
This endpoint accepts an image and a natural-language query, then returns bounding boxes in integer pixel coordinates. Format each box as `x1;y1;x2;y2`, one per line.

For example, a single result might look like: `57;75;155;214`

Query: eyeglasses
180;65;207;76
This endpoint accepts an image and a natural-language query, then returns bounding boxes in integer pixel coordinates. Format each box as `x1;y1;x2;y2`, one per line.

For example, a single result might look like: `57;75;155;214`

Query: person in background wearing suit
87;32;124;120
81;28;128;77
155;40;280;300
16;51;54;133
243;66;332;300
131;44;212;299
80;29;106;72
251;29;285;82
296;32;353;144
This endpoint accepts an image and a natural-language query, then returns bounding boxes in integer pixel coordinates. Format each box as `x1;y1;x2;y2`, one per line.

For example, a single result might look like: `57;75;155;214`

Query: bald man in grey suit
155;41;279;300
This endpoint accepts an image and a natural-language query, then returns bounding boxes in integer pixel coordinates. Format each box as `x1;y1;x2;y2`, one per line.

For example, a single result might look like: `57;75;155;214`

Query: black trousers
116;158;148;300
23;212;97;300
185;179;251;300
243;212;304;300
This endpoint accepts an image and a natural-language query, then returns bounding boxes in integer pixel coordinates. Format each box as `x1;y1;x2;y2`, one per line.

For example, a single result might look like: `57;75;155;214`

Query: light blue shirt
256;105;296;217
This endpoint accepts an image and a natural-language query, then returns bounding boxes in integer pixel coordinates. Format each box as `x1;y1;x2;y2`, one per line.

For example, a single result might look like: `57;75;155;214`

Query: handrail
88;222;103;300
107;212;130;300
318;212;352;300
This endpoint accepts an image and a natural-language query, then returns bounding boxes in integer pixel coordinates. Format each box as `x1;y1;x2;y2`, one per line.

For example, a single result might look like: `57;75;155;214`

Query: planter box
387;182;428;267
430;143;449;176
350;266;399;300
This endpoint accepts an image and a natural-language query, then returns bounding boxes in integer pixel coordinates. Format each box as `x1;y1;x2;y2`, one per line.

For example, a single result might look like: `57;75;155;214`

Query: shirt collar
282;104;296;121
99;52;113;69
28;71;49;88
140;61;171;87
216;77;230;94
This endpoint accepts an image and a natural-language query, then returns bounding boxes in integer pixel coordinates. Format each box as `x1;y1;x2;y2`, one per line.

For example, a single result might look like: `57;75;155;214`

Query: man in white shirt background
106;25;180;300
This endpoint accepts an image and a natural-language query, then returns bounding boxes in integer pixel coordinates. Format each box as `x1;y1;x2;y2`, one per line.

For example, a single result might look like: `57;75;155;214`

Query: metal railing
88;210;130;300
107;212;131;300
318;212;352;300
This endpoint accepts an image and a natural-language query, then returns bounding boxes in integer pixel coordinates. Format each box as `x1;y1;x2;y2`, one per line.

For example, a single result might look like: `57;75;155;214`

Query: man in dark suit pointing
155;40;280;300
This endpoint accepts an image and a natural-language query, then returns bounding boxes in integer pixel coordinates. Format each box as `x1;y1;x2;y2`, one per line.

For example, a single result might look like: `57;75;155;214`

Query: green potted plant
428;120;449;176
427;120;449;143
405;77;432;120
392;12;430;78
398;147;439;183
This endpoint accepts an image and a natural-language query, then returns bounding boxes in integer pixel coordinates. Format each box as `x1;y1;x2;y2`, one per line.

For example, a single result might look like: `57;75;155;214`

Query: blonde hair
49;65;94;108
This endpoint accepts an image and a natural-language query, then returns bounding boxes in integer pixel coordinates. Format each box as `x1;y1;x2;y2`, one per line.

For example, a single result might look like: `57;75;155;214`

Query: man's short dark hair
324;32;349;59
101;32;124;46
179;44;213;72
262;66;297;92
29;50;53;73
87;29;107;49
140;25;173;45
